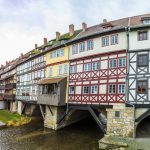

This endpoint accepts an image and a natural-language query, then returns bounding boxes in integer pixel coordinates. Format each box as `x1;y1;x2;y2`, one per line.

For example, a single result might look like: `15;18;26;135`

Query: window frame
87;39;94;50
111;34;118;45
84;63;91;72
70;65;77;74
102;36;109;47
83;86;90;94
108;84;116;94
137;54;148;67
138;31;148;41
137;80;148;94
118;58;126;67
69;86;75;94
79;42;85;52
72;44;78;55
109;59;117;68
91;85;98;94
118;84;125;94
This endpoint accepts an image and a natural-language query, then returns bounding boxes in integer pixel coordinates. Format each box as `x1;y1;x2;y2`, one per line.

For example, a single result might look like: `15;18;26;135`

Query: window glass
137;54;148;67
79;42;85;52
70;65;77;73
109;59;117;68
84;63;91;71
72;44;78;54
58;65;63;75
91;85;98;94
137;80;147;94
87;40;93;50
83;86;90;94
119;58;126;67
108;84;116;94
49;67;53;76
111;34;118;45
69;86;75;94
64;64;68;74
92;62;99;70
102;36;109;46
118;84;125;94
138;31;148;41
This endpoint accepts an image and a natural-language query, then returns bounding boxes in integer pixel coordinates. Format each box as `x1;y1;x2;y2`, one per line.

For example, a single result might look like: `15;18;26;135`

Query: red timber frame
68;50;127;105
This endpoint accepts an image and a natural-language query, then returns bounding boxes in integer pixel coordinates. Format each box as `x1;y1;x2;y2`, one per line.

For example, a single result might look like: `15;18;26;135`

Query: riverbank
99;135;150;150
0;110;31;127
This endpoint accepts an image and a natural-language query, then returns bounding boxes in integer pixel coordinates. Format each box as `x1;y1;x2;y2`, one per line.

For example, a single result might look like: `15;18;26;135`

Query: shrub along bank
0;110;31;127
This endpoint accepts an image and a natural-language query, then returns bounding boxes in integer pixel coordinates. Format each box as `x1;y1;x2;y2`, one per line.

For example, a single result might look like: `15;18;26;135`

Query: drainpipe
125;17;136;138
63;42;69;114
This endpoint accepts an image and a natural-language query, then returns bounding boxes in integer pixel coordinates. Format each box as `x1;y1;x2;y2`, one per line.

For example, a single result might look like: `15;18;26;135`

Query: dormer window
101;22;113;30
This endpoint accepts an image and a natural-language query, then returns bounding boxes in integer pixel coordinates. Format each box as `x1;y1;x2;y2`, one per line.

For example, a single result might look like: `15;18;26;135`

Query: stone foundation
107;104;134;137
44;106;89;130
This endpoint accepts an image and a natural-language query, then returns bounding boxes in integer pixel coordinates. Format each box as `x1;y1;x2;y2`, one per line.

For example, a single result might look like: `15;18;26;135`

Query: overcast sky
0;0;149;64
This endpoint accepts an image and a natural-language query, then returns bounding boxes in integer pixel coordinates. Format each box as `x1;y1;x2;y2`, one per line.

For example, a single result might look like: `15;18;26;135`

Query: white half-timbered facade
127;15;150;105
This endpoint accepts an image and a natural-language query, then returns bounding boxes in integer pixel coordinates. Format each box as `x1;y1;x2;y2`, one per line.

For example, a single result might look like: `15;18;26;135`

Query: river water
0;118;103;150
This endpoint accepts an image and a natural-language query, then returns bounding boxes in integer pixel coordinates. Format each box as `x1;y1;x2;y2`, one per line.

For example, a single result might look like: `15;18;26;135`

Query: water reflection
0;117;103;150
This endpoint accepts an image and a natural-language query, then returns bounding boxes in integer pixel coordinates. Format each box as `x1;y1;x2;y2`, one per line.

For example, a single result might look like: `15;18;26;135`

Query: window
87;40;93;50
69;86;75;94
115;111;120;118
50;51;56;58
60;49;64;56
109;59;117;68
137;54;148;67
83;86;90;94
49;67;53;76
91;85;98;94
70;65;77;73
111;34;118;45
84;63;91;71
79;42;85;52
102;36;109;47
64;64;68;74
138;31;148;41
72;44;78;54
92;62;99;70
108;84;116;94
118;84;125;94
143;20;150;25
137;80;147;94
58;65;63;75
119;58;126;67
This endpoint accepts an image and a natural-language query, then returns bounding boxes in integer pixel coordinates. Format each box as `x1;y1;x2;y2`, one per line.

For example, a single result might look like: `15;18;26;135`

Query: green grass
0;110;22;124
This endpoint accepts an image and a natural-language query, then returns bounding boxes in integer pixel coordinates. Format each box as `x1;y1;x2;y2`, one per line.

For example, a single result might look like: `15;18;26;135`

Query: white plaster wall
99;85;106;94
69;32;127;60
129;29;150;50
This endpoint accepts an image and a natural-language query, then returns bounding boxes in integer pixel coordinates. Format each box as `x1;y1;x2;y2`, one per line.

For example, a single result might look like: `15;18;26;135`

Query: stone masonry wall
107;104;134;137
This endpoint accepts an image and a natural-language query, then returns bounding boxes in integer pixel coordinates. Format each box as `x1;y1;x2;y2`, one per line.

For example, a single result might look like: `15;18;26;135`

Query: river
0;117;103;150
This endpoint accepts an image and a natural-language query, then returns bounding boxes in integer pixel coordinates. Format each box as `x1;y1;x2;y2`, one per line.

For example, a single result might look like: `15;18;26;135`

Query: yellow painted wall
46;47;69;65
45;46;70;103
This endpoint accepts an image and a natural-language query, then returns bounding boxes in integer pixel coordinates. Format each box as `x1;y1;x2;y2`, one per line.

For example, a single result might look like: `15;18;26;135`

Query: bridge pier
106;104;134;137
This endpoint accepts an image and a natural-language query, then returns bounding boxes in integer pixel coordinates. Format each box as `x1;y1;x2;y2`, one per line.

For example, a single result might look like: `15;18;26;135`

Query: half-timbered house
16;41;46;115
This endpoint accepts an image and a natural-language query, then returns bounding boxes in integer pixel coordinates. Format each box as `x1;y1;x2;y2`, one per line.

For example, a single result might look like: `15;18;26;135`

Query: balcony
38;94;65;106
4;94;15;101
5;83;16;89
0;85;5;90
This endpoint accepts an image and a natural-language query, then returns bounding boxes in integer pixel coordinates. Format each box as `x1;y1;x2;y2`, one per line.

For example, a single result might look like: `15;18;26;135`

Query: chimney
6;61;9;65
20;53;23;58
82;22;87;31
35;44;38;49
56;32;61;40
103;19;107;23
43;38;47;45
69;24;74;36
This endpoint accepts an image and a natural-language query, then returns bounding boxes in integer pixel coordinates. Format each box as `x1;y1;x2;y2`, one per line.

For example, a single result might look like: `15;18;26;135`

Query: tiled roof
69;13;150;42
